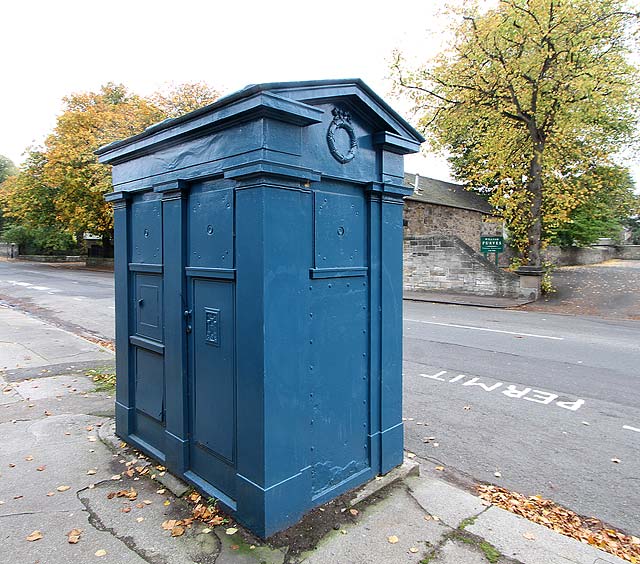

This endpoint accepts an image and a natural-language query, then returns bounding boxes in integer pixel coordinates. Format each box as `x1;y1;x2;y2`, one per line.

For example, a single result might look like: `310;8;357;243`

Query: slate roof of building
404;173;493;215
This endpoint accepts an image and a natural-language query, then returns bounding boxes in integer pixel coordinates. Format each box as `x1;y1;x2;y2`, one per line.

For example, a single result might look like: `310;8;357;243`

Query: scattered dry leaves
26;530;43;542
388;535;399;544
95;549;107;557
107;488;137;501
478;485;640;563
57;485;71;492
67;528;82;544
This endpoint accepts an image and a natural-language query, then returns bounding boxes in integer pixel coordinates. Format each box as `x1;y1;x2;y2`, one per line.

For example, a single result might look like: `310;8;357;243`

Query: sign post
480;236;504;266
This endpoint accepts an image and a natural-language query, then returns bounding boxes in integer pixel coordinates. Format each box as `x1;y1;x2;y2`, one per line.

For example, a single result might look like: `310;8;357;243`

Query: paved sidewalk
0;307;629;563
404;290;534;309
0;304;114;375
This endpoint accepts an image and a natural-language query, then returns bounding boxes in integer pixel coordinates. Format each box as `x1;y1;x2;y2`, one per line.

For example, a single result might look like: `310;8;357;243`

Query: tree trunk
526;144;544;267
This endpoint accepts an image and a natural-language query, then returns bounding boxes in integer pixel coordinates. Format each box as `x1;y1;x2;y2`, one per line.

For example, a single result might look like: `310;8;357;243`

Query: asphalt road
0;261;115;340
1;260;638;535
403;300;640;536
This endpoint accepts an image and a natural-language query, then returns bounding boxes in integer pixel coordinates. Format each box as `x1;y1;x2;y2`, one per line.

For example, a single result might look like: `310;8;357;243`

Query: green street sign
480;236;504;253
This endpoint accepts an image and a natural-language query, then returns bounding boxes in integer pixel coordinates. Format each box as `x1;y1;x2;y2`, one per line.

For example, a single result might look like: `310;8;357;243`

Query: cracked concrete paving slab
0;510;147;564
467;506;628;564
78;474;220;564
12;373;97;400
405;472;488;527
0;388;115;425
214;528;286;564
0;414;114;516
428;538;505;564
300;485;449;564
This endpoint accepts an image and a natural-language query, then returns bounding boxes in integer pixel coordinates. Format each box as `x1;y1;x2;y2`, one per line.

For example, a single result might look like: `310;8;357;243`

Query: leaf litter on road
478;485;640;563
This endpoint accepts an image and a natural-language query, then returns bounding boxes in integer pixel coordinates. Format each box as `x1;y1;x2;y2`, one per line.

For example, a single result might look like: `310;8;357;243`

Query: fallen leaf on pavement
171;526;185;537
57;485;71;492
44;410;52;416
407;452;416;459
494;471;502;478
523;532;536;541
162;520;178;530
111;474;121;480
67;528;82;544
388;535;399;544
87;469;97;475
95;549;107;557
163;500;170;506
156;489;165;494
88;436;97;442
611;458;621;464
231;544;240;550
409;547;419;553
435;466;445;472
226;527;238;535
46;492;55;497
8;463;15;468
136;517;144;523
25;455;34;462
26;530;43;542
36;465;46;472
143;499;152;505
349;509;358;516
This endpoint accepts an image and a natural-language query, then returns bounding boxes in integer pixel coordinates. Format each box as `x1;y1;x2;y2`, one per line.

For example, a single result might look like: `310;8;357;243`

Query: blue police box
97;79;423;537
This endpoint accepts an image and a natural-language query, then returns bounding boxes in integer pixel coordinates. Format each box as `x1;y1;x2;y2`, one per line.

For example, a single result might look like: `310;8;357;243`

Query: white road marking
623;425;640;433
419;370;584;411
406;319;563;340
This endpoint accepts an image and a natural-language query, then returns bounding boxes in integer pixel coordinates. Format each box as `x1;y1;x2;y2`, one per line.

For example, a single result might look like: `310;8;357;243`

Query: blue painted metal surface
99;79;423;537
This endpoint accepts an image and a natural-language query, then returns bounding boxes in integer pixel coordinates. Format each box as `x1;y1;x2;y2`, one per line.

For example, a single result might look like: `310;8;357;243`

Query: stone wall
404;234;535;299
0;242;18;258
619;245;640;260
404;201;487;251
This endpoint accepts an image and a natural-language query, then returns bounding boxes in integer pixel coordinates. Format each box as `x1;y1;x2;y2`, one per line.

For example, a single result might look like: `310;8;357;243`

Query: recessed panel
131;199;162;264
135;347;164;422
188;188;234;269
135;274;163;342
190;279;235;462
314;191;365;269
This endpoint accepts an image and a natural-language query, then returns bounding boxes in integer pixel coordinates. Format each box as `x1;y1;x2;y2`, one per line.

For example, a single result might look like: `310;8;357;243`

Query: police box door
185;182;236;502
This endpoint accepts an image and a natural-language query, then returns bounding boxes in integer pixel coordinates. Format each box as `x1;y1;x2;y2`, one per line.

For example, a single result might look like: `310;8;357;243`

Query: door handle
184;310;192;333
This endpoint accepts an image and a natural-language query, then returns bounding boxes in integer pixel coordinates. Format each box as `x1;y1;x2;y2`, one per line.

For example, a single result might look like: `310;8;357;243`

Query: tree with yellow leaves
1;82;220;248
392;0;639;265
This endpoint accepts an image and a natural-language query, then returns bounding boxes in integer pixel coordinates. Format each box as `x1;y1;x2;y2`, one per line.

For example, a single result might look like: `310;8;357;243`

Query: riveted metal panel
188;184;234;269
131;199;162;264
309;276;369;497
314;190;366;269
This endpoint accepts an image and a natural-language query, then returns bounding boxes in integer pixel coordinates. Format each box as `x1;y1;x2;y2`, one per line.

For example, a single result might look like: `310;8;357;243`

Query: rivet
328;283;332;288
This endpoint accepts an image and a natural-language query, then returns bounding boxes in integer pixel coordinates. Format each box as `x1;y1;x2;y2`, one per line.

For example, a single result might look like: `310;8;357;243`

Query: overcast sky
1;0;637;187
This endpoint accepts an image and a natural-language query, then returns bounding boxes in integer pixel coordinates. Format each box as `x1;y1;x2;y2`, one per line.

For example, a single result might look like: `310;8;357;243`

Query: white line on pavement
623;425;640;433
405;319;564;340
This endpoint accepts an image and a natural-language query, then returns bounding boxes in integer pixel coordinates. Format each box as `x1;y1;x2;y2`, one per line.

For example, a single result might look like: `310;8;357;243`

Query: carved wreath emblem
327;108;358;164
